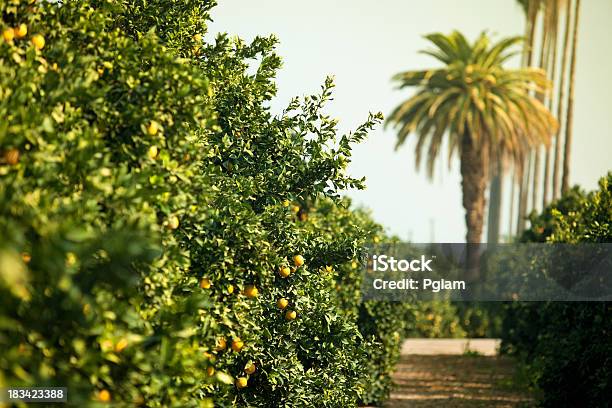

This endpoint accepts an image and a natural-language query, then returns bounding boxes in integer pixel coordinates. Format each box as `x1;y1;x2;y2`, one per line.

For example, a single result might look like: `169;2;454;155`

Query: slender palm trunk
532;149;540;212
460;132;487;280
487;162;502;244
508;170;516;239
531;10;549;214
543;2;559;207
562;0;580;194
517;154;532;234
517;1;538;232
553;0;572;199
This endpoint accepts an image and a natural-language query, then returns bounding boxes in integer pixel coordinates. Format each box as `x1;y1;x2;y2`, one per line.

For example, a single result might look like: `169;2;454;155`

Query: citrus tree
1;0;410;406
501;173;612;407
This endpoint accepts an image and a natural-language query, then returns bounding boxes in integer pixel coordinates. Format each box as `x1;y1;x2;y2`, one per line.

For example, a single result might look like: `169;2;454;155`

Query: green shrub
0;1;409;406
501;173;612;407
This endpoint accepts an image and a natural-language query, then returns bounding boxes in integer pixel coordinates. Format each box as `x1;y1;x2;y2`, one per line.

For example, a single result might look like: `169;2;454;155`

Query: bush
0;1;410;406
501;173;612;407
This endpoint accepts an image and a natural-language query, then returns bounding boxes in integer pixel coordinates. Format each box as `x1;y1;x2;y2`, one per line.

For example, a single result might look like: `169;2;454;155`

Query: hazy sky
207;0;612;242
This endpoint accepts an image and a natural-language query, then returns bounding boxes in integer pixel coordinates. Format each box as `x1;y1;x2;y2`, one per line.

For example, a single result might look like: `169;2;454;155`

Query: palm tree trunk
517;154;532;234
508;170;516;239
517;0;538;232
460;132;487;280
553;0;572;199
542;1;559;207
562;0;580;194
532;149;540;212
531;6;550;214
487;161;503;244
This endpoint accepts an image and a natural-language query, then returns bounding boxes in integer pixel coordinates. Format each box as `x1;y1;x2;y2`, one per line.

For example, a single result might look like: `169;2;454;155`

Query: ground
383;339;534;408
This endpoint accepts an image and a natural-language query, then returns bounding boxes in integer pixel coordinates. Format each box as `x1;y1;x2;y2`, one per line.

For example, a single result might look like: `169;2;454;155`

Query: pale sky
207;0;612;242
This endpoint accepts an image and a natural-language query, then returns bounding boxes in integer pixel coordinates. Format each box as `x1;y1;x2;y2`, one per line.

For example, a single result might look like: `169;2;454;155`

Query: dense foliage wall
501;173;612;407
0;1;410;406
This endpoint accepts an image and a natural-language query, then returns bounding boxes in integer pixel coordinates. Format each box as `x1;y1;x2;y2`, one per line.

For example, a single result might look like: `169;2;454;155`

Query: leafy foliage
387;31;557;176
0;1;408;406
501;173;612;407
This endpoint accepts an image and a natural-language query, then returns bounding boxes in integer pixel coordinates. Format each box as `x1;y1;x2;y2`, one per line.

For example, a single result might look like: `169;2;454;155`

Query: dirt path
383;339;534;408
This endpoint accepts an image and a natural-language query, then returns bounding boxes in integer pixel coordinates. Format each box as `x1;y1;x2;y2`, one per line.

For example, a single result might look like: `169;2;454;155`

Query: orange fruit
285;310;297;321
279;266;291;278
243;285;258;298
4;149;20;165
276;298;288;310
97;389;111;402
3;28;14;42
31;34;45;50
231;338;244;352
206;366;215;376
293;255;304;267
115;338;129;353
215;337;226;351
235;377;248;389
199;278;211;289
244;362;256;375
146;121;159;136
14;24;27;38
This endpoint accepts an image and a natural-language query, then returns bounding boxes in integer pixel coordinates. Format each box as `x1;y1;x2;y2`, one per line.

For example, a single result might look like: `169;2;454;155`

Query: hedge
501;173;612;407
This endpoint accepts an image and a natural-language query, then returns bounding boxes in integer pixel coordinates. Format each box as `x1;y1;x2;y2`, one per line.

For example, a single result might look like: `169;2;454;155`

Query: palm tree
387;32;556;273
553;0;573;199
562;0;580;194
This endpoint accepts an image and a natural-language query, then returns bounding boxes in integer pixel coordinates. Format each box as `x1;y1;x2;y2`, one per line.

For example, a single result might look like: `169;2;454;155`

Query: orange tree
501;173;612;407
1;0;411;406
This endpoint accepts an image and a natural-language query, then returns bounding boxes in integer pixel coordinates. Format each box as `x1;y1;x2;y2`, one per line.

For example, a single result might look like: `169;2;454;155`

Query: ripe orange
235;377;248;389
291;205;300;214
199;278;211;289
31;34;45;50
206;366;215;376
14;24;27;38
215;337;226;351
244;362;256;375
285;310;297;321
279;266;291;278
293;255;304;267
243;285;258;298
276;298;288;310
146;121;159;136
3;28;14;42
115;338;128;353
4;149;19;165
231;338;244;352
97;389;111;402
